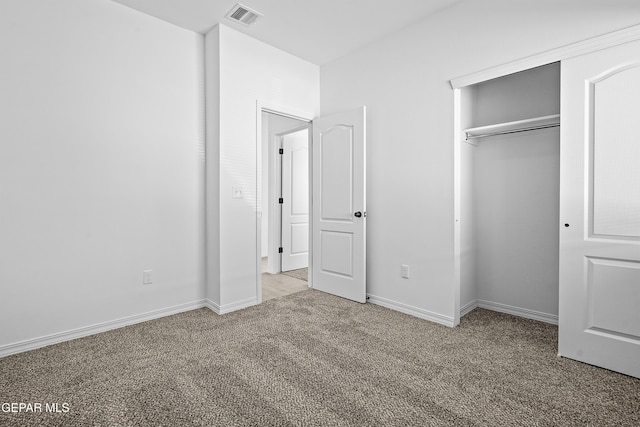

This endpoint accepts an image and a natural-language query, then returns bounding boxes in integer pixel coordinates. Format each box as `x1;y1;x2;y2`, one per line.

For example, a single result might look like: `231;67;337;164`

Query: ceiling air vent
225;3;263;27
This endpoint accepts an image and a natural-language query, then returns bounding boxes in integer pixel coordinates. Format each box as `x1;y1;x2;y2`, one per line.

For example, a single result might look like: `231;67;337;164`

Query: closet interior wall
460;63;561;322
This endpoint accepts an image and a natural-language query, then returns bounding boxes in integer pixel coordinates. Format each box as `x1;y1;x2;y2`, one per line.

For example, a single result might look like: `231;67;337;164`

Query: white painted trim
203;298;221;313
307;121;315;289
477;300;559;325
259;102;315;124
256;105;264;304
453;88;462;327
367;294;455;327
218;296;258;315
460;299;478;317
450;24;640;89
200;296;258;315
0;300;209;358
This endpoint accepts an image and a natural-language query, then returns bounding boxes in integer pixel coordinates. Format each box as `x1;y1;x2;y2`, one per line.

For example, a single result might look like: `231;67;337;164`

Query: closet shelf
464;114;560;142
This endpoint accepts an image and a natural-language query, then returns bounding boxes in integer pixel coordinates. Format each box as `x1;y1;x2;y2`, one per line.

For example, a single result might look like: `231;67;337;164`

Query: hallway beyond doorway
261;257;308;301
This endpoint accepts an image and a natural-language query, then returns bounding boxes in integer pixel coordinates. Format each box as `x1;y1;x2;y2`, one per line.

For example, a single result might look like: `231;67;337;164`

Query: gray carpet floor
1;289;639;426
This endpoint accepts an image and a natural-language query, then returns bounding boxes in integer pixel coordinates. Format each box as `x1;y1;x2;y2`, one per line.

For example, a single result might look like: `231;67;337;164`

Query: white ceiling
112;0;463;65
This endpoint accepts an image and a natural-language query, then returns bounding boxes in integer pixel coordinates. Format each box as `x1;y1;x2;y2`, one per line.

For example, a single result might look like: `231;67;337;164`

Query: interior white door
281;128;309;272
312;107;366;303
559;39;640;378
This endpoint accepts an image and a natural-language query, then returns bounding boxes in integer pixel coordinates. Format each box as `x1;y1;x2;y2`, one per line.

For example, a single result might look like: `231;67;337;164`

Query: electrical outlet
401;264;410;279
143;270;152;285
232;186;244;199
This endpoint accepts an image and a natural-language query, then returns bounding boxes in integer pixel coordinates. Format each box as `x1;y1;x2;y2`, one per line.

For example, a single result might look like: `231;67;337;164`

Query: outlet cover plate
401;264;410;279
143;270;152;285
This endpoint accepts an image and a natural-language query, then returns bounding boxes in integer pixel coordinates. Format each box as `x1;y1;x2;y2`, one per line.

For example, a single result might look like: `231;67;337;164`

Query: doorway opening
259;109;311;302
256;104;367;305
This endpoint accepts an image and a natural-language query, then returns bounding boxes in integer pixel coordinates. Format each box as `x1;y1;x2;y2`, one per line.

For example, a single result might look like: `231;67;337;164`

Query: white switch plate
143;270;152;285
232;186;244;199
401;264;410;279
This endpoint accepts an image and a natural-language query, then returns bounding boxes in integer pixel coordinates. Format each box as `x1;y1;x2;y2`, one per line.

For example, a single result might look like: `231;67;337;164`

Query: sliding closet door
559;39;640;378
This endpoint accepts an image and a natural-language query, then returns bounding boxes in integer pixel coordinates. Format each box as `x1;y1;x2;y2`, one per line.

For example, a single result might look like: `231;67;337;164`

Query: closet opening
456;62;561;325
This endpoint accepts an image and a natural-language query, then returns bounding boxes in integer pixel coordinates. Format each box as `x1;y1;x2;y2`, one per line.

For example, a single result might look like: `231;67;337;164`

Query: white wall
206;25;319;311
320;0;640;324
0;0;205;349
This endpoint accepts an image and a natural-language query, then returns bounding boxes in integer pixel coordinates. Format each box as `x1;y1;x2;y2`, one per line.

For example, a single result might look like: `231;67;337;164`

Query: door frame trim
450;24;640;89
256;101;313;305
451;23;640;326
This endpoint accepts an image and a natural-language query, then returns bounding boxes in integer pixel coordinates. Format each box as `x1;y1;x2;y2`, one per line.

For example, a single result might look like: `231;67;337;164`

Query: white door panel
320;127;353;221
591;65;640;238
312;107;366;303
321;231;354;277
281;129;309;272
560;39;640;378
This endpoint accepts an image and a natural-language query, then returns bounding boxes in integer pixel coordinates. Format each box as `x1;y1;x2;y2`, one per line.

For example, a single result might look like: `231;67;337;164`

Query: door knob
354;211;362;218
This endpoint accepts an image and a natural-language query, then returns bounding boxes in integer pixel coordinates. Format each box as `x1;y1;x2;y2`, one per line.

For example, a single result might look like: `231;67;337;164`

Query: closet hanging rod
465;123;560;140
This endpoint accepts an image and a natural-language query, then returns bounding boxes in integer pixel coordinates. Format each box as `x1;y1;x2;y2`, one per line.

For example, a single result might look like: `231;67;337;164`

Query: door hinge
279;148;284;154
279;198;283;204
278;247;283;253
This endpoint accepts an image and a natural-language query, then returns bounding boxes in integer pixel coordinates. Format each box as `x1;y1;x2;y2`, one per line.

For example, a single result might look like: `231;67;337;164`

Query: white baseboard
0;300;209;359
207;297;258;315
475;299;558;325
367;294;455;327
460;300;478;317
203;298;220;313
